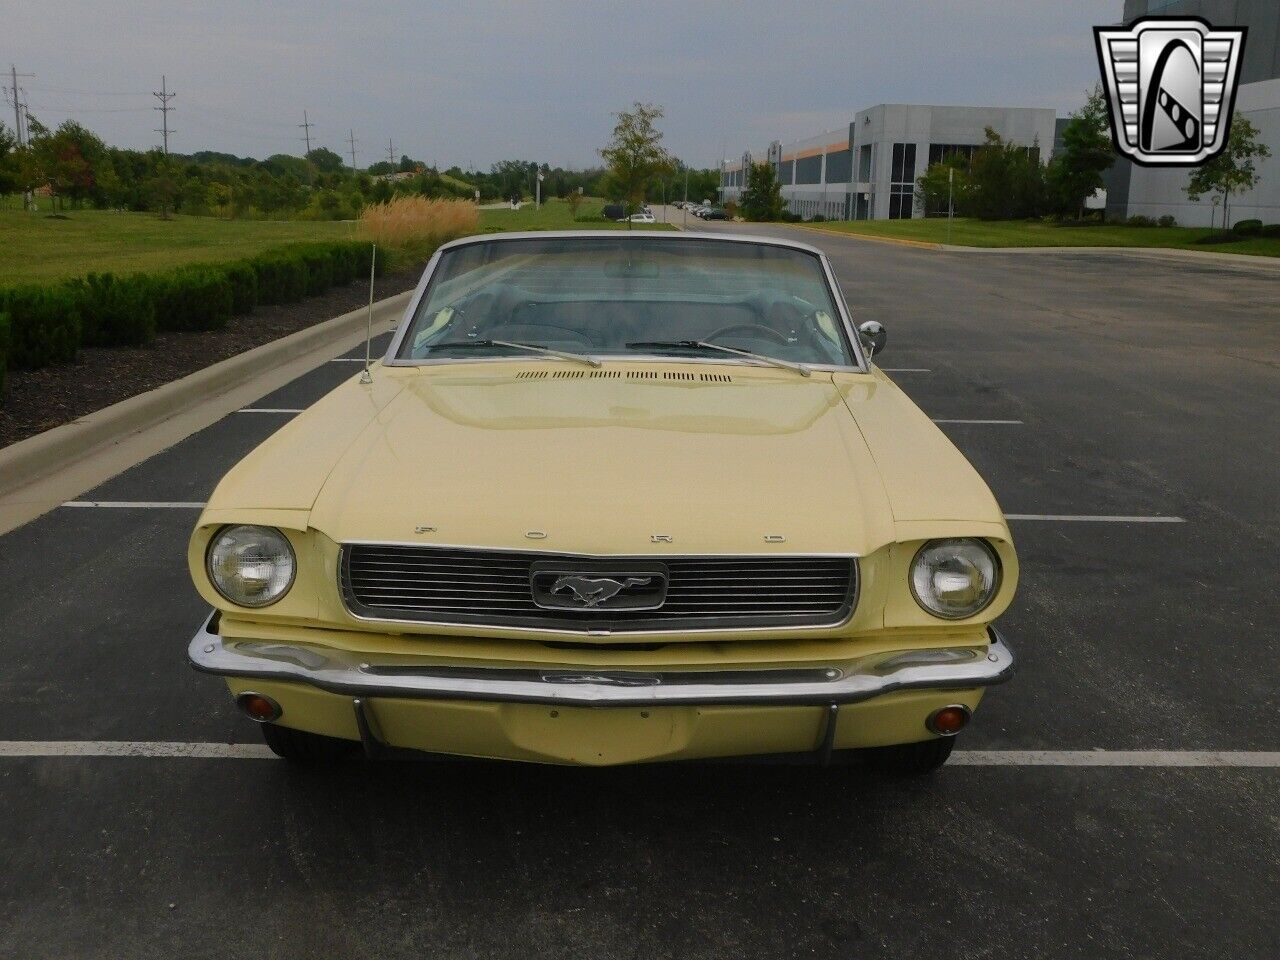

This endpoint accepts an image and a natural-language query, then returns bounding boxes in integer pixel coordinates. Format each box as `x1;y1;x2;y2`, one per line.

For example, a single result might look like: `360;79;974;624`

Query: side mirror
858;320;887;360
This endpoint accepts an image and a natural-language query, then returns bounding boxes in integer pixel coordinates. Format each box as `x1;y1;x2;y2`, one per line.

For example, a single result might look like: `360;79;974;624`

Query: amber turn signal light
235;691;282;723
926;704;971;737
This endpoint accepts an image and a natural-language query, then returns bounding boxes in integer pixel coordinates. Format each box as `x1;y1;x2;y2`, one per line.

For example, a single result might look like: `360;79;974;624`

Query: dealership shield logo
1094;17;1247;167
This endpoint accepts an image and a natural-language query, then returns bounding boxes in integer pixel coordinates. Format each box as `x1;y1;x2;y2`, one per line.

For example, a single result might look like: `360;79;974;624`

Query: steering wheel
703;323;791;345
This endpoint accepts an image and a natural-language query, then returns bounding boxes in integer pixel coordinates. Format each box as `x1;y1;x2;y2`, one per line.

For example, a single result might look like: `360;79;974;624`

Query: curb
0;290;414;500
781;223;943;249
769;222;1280;265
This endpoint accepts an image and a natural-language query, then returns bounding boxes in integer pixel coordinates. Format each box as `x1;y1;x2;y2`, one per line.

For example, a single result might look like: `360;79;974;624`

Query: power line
152;74;175;154
346;128;358;171
299;109;313;155
25;81;150;97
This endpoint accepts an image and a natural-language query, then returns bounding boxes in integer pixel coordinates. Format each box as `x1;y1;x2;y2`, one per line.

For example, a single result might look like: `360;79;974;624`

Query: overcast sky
8;0;1119;171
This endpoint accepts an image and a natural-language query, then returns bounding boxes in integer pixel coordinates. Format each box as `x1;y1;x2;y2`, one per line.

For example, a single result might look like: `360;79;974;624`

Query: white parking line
880;368;931;373
0;741;274;758
950;751;1280;767
932;419;1023;425
1;742;1276;766
330;358;369;362
61;501;207;509
235;408;304;414
1005;514;1186;523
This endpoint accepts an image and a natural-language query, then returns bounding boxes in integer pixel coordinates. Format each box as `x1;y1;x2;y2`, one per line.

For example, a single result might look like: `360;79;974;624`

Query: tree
965;127;1047;220
305;147;344;173
1048;85;1114;219
491;159;533;201
915;159;970;217
1185;117;1271;230
599;102;675;213
739;161;785;221
144;160;180;219
0;120;17;197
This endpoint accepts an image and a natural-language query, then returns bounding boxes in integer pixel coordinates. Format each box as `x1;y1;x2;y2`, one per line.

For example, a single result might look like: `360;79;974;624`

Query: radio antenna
359;243;377;384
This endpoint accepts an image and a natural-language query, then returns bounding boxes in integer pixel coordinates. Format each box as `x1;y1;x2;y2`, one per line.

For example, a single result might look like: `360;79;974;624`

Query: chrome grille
340;545;857;633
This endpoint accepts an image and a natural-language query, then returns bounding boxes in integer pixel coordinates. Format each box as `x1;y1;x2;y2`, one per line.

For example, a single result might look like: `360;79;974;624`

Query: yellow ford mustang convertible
189;232;1015;774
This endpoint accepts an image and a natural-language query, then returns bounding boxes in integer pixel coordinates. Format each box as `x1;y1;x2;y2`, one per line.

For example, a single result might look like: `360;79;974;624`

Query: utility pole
386;138;395;167
152;75;175;155
346;129;358;171
299;110;313;156
8;65;35;210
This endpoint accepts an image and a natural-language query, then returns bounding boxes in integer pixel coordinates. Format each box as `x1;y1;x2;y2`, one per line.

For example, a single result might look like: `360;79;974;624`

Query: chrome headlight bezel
909;537;1001;620
205;524;297;608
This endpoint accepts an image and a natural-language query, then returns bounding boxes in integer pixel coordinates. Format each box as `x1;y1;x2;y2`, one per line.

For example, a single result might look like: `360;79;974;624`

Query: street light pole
947;167;954;245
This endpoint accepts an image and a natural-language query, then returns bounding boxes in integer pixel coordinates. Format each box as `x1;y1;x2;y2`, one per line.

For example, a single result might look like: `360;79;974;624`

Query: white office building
720;103;1057;221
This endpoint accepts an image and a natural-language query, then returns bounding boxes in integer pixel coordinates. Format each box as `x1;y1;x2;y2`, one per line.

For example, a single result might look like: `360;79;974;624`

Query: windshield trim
382;232;870;374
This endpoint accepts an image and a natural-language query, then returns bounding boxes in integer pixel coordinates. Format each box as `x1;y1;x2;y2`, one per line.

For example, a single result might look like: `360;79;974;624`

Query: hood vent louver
515;369;732;383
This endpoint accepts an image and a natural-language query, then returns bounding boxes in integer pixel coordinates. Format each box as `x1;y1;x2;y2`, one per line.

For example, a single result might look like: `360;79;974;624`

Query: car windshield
397;235;855;367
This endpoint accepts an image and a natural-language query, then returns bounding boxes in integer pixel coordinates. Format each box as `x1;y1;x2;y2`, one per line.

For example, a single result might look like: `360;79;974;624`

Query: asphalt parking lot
2;229;1278;959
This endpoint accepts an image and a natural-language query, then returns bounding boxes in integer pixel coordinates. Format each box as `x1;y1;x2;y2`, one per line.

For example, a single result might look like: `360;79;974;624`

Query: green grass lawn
796;217;1280;258
0;209;358;284
477;199;676;233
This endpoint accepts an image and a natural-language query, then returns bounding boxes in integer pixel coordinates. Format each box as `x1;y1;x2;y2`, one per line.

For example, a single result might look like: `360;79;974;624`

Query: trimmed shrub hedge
0;240;388;403
0;312;9;399
67;273;157;347
1232;219;1263;236
0;285;81;369
154;267;235;332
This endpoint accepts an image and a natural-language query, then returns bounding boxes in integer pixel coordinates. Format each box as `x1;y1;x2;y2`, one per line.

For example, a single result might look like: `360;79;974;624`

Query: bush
1262;224;1280;238
294;245;335;296
0;285;81;369
1157;215;1178;228
359;196;478;259
66;273;157;347
0;311;9;402
1232;218;1263;236
221;261;258;315
153;267;234;332
808;214;827;223
249;251;308;304
1126;215;1157;228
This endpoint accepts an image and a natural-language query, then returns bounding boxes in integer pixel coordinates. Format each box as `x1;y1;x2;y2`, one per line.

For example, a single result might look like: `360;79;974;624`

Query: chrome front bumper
188;613;1014;708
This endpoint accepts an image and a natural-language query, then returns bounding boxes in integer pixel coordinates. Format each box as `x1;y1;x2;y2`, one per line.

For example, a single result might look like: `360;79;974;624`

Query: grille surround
339;544;858;634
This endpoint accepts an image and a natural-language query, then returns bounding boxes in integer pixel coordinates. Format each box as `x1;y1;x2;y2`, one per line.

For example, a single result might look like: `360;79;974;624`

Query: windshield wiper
423;339;602;368
625;340;811;377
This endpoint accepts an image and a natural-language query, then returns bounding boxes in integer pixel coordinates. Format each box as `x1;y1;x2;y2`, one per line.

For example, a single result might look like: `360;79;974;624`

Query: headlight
910;538;1000;620
206;525;296;608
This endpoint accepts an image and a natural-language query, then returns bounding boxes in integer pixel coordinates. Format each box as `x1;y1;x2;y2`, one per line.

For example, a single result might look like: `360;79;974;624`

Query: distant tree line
0;114;722;220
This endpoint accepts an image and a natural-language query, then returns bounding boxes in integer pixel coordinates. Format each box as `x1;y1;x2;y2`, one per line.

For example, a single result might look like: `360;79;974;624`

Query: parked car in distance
188;231;1016;775
629;212;656;223
701;207;730;220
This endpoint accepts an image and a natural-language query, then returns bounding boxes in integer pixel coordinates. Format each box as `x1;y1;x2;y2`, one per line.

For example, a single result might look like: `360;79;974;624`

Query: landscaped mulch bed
0;267;423;449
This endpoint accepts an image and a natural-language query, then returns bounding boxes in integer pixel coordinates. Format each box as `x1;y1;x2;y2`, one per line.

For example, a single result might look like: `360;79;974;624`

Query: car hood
301;365;896;555
204;363;1005;555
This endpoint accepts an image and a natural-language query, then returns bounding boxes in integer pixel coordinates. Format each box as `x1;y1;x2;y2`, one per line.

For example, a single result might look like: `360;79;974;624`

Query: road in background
1;232;1278;959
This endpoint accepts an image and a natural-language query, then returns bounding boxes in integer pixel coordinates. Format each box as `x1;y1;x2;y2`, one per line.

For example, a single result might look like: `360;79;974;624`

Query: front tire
860;736;955;776
260;722;355;763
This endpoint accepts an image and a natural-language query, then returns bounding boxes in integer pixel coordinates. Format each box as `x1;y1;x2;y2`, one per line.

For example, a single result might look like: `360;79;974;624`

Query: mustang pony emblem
551;575;653;607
